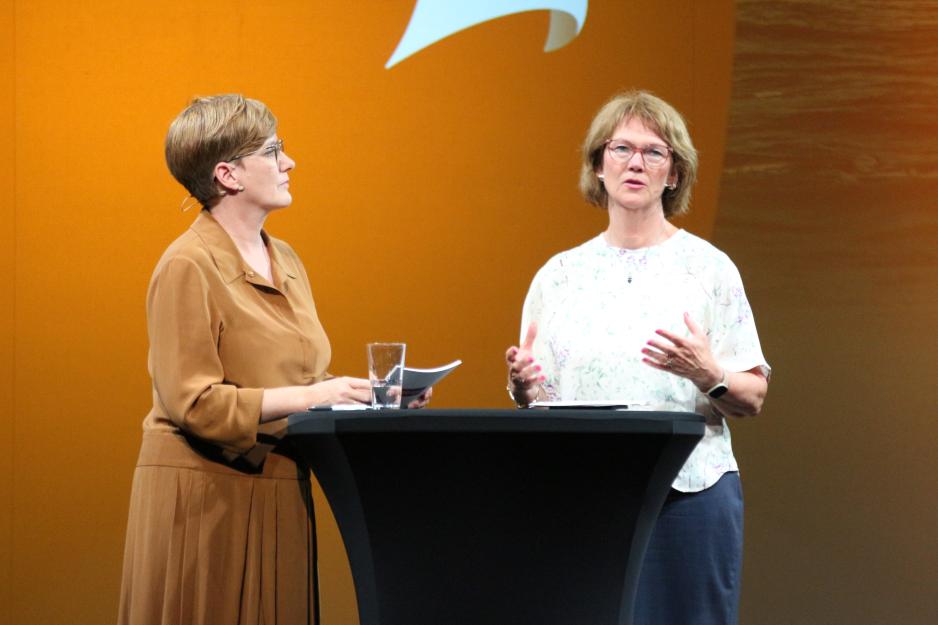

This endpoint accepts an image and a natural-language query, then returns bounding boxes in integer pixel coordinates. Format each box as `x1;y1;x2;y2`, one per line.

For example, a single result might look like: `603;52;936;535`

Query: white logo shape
386;0;588;69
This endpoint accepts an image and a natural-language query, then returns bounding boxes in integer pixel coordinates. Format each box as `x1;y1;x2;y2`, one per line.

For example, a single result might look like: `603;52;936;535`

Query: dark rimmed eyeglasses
604;140;672;168
228;139;284;163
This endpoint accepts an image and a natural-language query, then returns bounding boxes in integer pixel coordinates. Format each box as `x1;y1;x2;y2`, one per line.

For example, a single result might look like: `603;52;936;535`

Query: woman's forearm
710;369;768;418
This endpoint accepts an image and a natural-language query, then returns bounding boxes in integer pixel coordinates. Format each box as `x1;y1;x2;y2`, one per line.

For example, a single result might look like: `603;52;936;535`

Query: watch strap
705;371;729;399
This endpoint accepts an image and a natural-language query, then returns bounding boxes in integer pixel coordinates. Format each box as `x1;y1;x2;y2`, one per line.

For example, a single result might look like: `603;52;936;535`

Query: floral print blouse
520;230;770;492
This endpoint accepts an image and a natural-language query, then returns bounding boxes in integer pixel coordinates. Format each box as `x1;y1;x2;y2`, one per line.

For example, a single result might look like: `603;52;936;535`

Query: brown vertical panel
687;0;736;240
0;0;13;622
717;1;938;623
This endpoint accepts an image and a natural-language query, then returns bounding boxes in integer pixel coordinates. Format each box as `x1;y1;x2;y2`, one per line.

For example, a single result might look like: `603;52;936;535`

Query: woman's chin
265;195;293;211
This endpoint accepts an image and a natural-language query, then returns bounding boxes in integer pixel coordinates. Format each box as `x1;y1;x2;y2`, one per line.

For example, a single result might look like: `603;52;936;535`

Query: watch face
708;384;729;399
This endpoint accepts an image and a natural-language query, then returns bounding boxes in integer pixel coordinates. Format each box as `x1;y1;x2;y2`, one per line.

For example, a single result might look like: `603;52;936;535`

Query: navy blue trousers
633;472;744;625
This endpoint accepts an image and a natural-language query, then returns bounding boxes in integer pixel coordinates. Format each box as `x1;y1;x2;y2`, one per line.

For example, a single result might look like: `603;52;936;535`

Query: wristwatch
705;371;729;399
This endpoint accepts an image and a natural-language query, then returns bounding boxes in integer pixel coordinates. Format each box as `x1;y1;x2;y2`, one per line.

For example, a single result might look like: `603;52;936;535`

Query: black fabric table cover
286;409;705;625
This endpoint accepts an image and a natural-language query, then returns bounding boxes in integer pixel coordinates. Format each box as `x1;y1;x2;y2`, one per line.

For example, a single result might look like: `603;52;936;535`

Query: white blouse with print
520;230;771;492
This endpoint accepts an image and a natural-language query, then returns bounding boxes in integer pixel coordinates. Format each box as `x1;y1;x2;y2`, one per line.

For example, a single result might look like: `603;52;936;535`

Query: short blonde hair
165;94;277;208
579;91;698;218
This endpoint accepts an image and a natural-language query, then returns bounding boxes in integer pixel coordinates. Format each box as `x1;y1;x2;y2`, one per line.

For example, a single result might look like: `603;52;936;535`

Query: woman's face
234;135;296;211
597;117;676;214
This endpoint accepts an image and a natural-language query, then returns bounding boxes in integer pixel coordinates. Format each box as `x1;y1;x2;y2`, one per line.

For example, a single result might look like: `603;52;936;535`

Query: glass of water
367;342;406;409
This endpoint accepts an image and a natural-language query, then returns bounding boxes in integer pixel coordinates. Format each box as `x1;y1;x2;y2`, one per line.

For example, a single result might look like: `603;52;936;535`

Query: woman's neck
210;202;267;251
603;204;677;250
208;202;273;281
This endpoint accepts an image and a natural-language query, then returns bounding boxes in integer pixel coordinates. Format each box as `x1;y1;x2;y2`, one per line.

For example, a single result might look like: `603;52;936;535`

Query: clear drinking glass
367;342;406;409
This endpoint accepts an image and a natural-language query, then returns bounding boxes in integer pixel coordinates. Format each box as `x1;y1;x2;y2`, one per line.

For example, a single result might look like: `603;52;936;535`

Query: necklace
617;247;651;285
604;223;674;285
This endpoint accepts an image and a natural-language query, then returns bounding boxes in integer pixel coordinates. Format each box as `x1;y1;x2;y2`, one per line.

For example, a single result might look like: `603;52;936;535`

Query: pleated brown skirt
118;431;317;625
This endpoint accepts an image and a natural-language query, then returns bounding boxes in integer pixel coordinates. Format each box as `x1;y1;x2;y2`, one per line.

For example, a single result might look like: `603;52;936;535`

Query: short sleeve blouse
520;230;770;492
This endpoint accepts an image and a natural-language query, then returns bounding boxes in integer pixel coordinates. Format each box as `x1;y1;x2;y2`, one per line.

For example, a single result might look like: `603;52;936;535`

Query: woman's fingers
509;355;538;377
645;339;675;356
639;317;718;387
348;386;372;403
505;346;519;364
507;325;542;394
348;379;372;403
509;358;543;388
654;328;683;345
518;362;542;383
407;386;433;409
683;312;704;337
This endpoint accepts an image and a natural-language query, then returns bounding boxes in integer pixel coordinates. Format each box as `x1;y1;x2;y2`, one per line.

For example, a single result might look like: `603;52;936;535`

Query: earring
237;185;245;192
666;183;676;190
597;174;605;181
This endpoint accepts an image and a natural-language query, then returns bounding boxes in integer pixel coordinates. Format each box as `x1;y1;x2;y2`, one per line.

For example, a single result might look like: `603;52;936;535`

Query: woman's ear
213;161;242;194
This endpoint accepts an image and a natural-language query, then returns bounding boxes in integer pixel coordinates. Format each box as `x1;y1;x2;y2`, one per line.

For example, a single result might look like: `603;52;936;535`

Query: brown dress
118;212;331;625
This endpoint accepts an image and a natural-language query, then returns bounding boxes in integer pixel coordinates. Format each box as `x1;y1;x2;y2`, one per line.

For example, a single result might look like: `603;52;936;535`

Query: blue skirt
634;471;744;625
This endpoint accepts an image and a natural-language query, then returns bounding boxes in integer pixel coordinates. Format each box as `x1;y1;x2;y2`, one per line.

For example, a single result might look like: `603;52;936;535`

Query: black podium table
286;409;704;625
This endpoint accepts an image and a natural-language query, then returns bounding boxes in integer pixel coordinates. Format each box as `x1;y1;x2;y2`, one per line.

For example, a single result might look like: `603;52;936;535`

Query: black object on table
286;409;705;625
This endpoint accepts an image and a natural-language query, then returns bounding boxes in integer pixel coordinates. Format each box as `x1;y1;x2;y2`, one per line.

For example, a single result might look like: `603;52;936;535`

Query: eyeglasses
228;139;285;163
604;140;672;168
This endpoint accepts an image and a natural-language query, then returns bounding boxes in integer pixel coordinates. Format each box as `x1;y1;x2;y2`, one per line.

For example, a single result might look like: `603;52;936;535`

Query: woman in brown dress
118;94;429;625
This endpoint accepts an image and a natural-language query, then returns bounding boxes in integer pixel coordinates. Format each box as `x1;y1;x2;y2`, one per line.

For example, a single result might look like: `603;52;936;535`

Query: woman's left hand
642;312;722;392
406;387;433;409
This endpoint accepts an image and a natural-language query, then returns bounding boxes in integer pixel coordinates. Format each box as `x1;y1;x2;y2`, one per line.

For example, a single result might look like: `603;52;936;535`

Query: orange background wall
3;1;937;624
4;2;733;623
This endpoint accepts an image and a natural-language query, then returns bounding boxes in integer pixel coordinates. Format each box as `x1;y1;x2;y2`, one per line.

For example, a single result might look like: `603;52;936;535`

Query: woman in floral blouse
505;91;770;625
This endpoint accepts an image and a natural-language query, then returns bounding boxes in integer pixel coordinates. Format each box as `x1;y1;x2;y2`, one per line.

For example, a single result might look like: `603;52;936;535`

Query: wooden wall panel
1;1;15;624
717;1;938;624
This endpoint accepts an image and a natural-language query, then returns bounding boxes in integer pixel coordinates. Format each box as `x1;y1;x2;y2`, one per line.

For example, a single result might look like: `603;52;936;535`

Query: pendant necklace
618;247;649;286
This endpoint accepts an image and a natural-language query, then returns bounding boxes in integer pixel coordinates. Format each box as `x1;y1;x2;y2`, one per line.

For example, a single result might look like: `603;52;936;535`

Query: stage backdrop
3;1;937;625
1;2;734;624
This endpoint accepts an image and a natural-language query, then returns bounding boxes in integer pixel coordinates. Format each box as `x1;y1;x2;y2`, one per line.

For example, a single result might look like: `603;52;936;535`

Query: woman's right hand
309;376;372;406
505;322;544;407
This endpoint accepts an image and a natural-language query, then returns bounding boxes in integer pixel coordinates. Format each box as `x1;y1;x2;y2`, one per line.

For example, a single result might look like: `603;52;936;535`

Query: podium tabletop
287;408;705;435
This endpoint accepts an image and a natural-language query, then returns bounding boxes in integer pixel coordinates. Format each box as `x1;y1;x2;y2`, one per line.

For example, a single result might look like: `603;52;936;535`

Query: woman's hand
641;313;768;417
259;377;371;422
406;387;433;409
310;376;373;406
641;313;722;391
505;322;545;407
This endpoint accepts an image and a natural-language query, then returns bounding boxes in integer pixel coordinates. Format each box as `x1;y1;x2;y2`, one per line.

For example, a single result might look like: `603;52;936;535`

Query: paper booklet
400;359;462;404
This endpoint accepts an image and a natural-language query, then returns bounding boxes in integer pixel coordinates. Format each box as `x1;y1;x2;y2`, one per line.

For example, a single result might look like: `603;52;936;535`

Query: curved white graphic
386;0;588;69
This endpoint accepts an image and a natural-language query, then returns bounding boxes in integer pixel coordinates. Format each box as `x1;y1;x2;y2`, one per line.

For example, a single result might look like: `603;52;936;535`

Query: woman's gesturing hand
641;313;723;391
505;321;544;406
